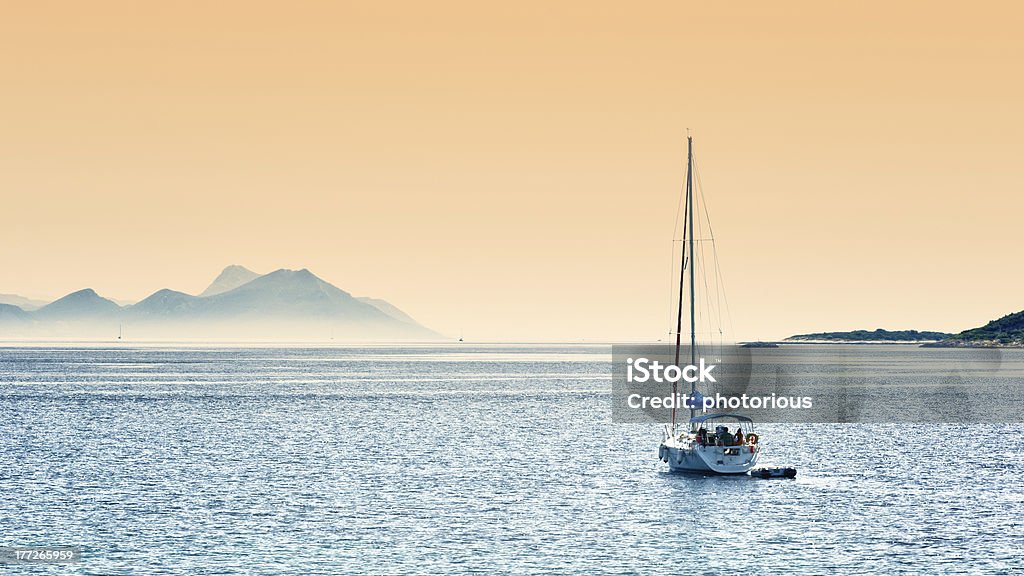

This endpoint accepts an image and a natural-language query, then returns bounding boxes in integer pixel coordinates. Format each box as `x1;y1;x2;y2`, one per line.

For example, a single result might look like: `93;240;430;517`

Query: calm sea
0;344;1021;574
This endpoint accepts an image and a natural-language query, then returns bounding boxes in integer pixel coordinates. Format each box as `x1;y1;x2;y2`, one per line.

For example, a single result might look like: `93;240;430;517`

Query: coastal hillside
785;329;952;342
935;310;1024;346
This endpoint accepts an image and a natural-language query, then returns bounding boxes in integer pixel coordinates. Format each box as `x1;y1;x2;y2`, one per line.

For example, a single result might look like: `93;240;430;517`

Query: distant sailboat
657;133;762;474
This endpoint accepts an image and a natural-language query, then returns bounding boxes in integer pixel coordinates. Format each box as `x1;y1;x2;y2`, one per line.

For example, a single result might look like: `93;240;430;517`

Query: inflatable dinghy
750;467;797;479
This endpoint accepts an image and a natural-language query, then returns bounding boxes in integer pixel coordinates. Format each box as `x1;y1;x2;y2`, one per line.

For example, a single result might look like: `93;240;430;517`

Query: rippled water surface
1;344;1021;574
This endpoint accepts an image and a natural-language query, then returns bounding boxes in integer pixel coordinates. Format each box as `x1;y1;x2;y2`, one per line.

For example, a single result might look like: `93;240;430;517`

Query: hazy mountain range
0;265;440;340
0;293;48;311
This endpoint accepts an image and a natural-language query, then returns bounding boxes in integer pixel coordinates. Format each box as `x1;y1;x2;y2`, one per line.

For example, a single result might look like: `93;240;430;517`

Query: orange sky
2;1;1023;341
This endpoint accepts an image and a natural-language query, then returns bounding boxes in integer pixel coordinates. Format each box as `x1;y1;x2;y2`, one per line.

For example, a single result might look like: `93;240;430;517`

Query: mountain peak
132;288;199;316
143;288;195;301
235;267;345;296
200;265;260;297
36;288;120;317
258;268;322;285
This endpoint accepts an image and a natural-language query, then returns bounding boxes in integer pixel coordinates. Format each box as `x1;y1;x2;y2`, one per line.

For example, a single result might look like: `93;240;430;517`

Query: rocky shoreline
920;339;1024;348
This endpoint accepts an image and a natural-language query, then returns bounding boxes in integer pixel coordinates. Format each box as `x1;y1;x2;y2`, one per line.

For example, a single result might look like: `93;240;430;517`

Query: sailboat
658;133;761;474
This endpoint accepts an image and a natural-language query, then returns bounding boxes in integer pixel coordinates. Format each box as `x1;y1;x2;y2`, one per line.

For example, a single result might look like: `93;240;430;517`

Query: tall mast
672;134;695;429
686;135;696;421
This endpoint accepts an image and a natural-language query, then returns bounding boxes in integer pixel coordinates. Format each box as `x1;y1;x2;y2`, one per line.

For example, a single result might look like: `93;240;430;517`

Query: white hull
660;442;759;475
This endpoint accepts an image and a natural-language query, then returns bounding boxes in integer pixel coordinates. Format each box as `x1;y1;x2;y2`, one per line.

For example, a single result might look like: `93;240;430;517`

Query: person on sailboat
714;425;729;446
734;428;744;446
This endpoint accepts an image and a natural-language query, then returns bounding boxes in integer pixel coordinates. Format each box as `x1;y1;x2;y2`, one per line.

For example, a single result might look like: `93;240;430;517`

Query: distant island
786;309;1024;348
739;341;779;348
784;329;952;343
0;265;442;341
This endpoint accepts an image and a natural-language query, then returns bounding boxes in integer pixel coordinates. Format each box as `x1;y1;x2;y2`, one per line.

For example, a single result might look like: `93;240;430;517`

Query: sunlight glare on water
0;345;1021;574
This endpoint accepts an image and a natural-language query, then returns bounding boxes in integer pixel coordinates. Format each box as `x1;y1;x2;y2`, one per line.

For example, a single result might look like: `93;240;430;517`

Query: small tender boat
750;467;797;479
